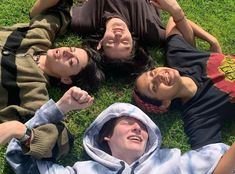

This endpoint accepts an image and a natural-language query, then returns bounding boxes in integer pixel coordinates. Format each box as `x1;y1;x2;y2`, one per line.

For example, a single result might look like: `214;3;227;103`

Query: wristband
18;126;32;143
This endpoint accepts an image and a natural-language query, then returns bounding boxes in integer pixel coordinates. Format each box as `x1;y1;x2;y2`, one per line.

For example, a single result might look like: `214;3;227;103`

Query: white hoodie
7;100;230;174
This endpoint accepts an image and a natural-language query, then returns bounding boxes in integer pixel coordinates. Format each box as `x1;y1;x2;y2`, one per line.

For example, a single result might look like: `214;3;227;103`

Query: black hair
101;39;155;77
97;118;118;155
70;46;105;92
83;37;155;78
133;87;162;106
49;46;105;93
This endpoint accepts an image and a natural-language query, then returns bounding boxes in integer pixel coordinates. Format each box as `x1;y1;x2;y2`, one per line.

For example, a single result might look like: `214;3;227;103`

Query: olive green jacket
0;0;71;123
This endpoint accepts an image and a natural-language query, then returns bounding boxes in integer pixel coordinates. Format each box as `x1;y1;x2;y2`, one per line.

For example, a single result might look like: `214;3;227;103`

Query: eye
69;59;73;66
106;40;115;46
152;84;157;93
122;40;129;45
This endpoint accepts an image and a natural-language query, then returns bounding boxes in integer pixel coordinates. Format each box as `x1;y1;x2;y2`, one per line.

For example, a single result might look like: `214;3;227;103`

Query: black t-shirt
166;35;235;149
71;0;165;46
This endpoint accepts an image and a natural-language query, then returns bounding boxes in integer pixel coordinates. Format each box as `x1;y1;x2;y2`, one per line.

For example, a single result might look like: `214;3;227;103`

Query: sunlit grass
0;0;234;173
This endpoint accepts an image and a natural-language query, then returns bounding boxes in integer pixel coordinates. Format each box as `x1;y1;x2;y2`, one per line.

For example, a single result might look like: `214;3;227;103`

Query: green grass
0;0;235;173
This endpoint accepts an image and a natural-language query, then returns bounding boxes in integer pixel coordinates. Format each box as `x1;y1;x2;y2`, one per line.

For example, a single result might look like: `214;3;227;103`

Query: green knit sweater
0;0;72;123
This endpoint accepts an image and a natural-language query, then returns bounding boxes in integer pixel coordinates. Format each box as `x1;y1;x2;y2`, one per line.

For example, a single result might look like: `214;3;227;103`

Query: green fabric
24;124;58;159
23;123;74;160
0;0;72;123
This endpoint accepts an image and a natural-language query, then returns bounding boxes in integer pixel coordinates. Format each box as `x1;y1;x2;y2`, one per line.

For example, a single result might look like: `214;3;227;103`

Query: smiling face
45;47;88;79
136;67;182;101
105;116;148;163
99;18;133;60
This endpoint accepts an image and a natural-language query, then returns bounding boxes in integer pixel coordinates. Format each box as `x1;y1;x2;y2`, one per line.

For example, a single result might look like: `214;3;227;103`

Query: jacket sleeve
6;100;76;174
180;143;230;174
6;139;76;174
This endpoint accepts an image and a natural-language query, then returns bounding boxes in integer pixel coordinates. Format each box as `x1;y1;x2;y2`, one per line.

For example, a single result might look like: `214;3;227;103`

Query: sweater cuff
23;124;58;159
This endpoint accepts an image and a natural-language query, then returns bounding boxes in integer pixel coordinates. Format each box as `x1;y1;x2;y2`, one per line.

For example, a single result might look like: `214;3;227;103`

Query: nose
132;123;141;134
114;31;122;39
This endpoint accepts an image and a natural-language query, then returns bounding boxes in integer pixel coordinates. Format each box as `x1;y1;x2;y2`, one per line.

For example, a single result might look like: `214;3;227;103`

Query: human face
106;116;148;163
100;18;133;60
45;47;88;78
136;67;182;101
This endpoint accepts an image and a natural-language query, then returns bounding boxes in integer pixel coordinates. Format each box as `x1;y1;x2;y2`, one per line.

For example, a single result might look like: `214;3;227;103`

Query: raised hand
56;86;94;114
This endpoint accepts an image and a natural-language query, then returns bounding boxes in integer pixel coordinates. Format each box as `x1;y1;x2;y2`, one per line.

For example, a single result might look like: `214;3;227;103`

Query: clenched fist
56;86;94;114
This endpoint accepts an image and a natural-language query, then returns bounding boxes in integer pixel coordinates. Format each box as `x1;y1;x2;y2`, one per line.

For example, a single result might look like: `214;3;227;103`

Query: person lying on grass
0;0;104;123
30;0;221;78
2;86;235;174
133;0;234;150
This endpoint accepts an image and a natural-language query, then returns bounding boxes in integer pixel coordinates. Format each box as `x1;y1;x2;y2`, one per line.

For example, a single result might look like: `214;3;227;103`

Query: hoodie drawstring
131;162;139;174
116;161;139;174
117;161;125;174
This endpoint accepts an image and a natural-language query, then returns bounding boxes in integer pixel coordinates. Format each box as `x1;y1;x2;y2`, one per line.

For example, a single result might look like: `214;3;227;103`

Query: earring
104;137;110;141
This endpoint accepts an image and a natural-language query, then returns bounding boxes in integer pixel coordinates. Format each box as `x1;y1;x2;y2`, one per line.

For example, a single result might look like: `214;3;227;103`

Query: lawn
0;0;235;173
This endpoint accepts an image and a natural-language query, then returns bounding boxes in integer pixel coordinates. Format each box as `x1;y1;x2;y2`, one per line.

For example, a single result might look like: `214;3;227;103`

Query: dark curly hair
83;37;155;78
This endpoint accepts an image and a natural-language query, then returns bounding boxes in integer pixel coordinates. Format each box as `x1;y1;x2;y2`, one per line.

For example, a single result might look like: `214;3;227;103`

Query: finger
79;93;88;101
72;88;85;101
78;97;94;108
78;95;92;104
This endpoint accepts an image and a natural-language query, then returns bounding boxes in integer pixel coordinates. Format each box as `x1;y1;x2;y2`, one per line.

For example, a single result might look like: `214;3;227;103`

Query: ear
96;39;103;50
159;100;171;110
104;136;110;142
61;77;72;85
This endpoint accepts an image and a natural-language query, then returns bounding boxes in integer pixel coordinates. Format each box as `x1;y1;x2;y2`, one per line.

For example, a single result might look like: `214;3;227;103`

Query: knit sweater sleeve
6;100;76;174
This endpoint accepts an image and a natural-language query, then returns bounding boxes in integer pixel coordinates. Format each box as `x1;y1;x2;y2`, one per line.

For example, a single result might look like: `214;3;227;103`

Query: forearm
30;0;59;18
187;20;218;45
168;7;195;47
26;99;64;129
213;142;235;174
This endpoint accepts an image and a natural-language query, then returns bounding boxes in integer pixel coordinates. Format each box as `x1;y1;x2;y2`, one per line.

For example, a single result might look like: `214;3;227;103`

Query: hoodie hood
83;102;162;169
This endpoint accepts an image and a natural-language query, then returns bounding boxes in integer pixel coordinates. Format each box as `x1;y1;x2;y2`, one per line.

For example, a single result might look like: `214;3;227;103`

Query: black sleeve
165;34;210;69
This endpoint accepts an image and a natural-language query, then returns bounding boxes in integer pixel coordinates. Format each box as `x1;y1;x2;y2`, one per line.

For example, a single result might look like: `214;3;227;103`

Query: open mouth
127;135;142;142
113;27;124;33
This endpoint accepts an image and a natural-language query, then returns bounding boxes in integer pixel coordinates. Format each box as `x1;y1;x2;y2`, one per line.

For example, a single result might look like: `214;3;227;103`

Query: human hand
0;121;26;145
56;86;94;114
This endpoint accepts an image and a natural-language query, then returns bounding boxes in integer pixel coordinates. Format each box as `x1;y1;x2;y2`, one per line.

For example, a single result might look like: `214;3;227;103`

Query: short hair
70;47;105;93
97;118;118;155
132;85;168;114
100;39;155;77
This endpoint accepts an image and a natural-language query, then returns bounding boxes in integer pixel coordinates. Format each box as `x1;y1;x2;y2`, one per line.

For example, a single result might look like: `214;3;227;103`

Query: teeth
128;136;141;142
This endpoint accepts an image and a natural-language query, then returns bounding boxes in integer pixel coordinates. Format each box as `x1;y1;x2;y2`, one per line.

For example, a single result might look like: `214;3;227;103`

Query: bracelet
173;15;185;23
18;126;32;143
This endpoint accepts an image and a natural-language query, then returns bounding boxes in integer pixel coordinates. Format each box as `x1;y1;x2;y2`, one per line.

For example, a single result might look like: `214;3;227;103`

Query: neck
177;76;197;103
114;154;138;165
112;150;141;165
